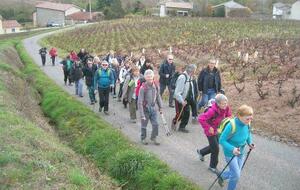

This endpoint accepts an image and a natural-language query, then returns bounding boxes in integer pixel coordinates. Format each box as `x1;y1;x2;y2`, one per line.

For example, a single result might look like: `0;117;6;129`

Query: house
159;1;194;17
66;11;103;24
0;16;22;34
272;2;291;19
290;1;300;20
212;0;251;17
33;1;82;27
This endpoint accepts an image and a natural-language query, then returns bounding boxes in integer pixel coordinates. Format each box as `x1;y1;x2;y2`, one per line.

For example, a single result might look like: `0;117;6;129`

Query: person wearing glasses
218;104;255;190
94;60;115;115
159;54;176;108
197;58;222;112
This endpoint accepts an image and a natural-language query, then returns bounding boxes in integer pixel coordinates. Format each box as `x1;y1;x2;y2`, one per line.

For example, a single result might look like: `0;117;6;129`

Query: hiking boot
104;111;109;115
113;95;117;98
196;149;205;161
90;102;94;105
151;138;160;145
218;176;224;187
141;139;148;145
208;167;220;175
131;119;137;123
178;128;189;133
169;104;175;108
99;107;102;112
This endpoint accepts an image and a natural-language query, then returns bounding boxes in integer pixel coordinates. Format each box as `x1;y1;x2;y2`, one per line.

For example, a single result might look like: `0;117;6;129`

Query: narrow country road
23;31;300;190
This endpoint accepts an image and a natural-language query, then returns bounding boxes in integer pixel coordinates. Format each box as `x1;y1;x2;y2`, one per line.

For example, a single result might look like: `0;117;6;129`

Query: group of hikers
39;47;255;190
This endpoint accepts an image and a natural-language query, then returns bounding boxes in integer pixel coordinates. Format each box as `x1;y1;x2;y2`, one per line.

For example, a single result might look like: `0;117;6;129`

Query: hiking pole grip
208;155;235;190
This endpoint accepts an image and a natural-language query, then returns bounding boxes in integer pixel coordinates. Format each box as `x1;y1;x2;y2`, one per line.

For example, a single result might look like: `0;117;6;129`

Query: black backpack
170;72;188;90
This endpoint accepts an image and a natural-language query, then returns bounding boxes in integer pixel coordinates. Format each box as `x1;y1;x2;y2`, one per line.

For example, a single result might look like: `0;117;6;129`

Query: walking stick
171;104;186;131
160;113;172;136
208;155;235;190
242;148;253;170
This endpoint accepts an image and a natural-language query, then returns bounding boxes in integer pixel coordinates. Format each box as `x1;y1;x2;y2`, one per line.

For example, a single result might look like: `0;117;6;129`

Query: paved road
23;31;300;190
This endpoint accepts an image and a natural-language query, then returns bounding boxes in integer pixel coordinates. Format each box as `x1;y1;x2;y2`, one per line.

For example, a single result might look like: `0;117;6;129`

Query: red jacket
49;48;57;57
70;52;79;62
198;103;232;137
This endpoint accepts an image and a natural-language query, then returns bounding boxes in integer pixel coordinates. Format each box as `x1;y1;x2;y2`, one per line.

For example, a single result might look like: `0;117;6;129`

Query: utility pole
89;0;92;20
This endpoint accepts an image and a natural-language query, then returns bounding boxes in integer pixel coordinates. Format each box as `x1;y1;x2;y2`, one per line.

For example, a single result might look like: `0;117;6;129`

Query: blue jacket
219;117;252;158
94;68;115;89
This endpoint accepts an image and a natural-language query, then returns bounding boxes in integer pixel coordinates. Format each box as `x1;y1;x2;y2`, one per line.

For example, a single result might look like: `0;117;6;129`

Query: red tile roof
36;1;80;12
66;12;102;21
2;20;22;29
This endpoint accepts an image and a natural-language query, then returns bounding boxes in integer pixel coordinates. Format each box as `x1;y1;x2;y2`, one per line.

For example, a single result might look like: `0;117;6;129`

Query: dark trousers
173;100;190;129
200;135;219;168
63;70;71;84
98;87;110;111
41;55;46;66
118;82;124;98
51;56;56;66
190;99;198;118
160;83;174;106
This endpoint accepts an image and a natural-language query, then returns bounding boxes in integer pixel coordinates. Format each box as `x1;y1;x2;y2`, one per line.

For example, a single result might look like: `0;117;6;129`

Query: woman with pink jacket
197;94;232;174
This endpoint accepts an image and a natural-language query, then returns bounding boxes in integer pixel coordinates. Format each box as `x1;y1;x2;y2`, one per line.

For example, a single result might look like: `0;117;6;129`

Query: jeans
160;83;174;106
75;79;83;96
141;106;159;140
197;88;216;110
221;155;245;190
199;135;219;168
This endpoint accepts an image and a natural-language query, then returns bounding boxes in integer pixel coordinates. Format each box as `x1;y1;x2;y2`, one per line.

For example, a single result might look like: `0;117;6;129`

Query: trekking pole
242;148;253;170
208;155;236;190
160;113;171;136
171;104;186;131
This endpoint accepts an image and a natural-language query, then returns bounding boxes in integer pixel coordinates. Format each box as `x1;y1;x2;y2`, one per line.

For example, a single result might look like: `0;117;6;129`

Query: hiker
122;66;141;123
197;58;222;112
136;55;146;69
173;64;197;133
118;60;131;102
106;50;115;66
140;58;153;75
49;47;58;66
60;55;73;85
93;56;101;70
83;59;97;104
159;54;176;107
218;104;255;190
94;60;115;115
77;48;87;62
110;59;119;98
138;69;162;145
197;94;232;174
39;47;47;66
71;61;84;97
70;50;79;62
191;75;199;123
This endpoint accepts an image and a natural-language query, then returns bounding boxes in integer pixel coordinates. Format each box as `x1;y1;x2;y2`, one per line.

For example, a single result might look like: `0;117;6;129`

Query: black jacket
71;63;83;81
140;64;153;75
197;67;221;94
159;60;176;85
83;65;96;86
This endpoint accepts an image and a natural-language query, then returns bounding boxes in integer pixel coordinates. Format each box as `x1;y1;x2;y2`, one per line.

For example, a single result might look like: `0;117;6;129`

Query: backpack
135;77;146;97
139;81;159;106
170;73;188;90
98;69;111;77
217;117;236;140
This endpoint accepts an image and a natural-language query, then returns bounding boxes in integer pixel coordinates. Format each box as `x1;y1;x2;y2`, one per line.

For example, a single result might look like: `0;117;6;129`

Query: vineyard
44;17;300;145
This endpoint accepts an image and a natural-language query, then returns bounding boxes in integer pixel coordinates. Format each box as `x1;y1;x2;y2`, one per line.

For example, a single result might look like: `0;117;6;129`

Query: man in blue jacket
94;60;115;115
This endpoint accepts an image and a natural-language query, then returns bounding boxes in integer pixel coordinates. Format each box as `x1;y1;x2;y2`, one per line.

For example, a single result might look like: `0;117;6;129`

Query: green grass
16;40;201;189
0;39;114;190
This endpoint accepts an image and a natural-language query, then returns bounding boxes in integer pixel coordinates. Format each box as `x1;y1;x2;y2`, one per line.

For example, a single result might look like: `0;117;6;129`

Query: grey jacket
122;74;140;103
138;82;162;118
174;71;191;104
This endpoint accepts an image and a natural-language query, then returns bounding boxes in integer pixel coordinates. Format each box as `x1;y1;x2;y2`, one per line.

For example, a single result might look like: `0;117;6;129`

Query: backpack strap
227;119;236;140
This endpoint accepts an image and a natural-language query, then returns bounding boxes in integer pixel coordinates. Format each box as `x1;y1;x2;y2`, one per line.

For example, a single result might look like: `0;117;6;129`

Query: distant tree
99;0;125;19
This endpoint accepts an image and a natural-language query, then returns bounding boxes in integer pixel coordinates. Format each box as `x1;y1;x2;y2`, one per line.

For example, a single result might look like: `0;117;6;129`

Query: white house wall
65;7;81;16
290;1;300;20
36;8;65;26
0;19;3;34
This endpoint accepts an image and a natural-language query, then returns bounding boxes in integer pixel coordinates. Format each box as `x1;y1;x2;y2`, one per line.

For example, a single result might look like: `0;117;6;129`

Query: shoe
151;138;160;145
94;100;97;103
104;111;109;115
79;95;84;98
218;176;224;187
208;167;220;175
169;104;175;108
131;119;137;123
141;139;148;145
113;95;117;98
90;102;94;105
99;107;102;112
196;149;204;161
178;128;189;133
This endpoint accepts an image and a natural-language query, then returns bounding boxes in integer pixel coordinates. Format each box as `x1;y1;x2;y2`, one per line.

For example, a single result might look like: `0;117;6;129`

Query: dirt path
23;31;300;190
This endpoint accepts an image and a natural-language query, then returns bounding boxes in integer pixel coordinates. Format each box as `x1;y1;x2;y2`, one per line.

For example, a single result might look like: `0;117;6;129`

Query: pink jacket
198;103;232;137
